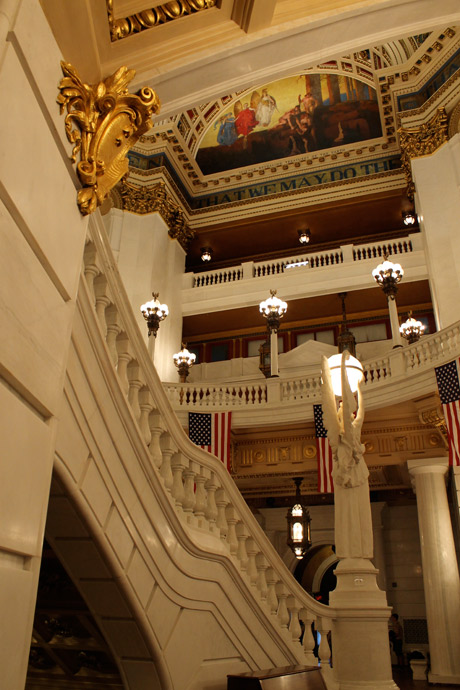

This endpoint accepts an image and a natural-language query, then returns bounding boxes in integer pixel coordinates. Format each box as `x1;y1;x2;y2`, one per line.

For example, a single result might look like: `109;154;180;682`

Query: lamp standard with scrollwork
259;290;287;377
372;257;404;347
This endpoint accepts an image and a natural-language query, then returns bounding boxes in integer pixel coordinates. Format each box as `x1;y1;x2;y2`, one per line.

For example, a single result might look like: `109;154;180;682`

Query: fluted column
408;458;460;684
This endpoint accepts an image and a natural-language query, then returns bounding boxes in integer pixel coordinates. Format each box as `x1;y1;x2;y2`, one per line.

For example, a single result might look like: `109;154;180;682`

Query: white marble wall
413;134;460;330
104;208;186;382
0;1;88;687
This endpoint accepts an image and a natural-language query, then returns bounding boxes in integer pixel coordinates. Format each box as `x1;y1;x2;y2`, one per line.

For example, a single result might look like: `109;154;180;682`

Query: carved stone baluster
194;466;208;528
265;568;279;614
299;611;318;665
94;275;111;336
159;433;175;492
148;411;164;469
116;334;133;396
138;388;153;447
235;522;249;571
127;361;142;422
245;538;258;588
317;618;332;668
276;583;290;629
225;505;238;555
287;596;302;645
255;553;268;601
105;306;121;365
83;243;100;304
182;460;196;523
215;488;228;541
205;471;218;533
171;452;186;513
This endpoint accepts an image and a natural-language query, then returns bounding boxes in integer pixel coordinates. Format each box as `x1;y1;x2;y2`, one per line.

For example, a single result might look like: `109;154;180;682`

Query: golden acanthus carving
418;406;448;448
398;107;449;200
120;181;195;250
57;62;160;216
107;0;217;41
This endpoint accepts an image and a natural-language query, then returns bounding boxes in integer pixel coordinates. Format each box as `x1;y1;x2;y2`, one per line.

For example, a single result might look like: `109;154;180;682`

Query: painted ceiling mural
196;73;383;175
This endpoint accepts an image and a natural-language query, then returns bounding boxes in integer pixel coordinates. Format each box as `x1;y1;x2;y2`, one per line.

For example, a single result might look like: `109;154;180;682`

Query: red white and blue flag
435;359;460;466
189;412;232;472
314;404;334;492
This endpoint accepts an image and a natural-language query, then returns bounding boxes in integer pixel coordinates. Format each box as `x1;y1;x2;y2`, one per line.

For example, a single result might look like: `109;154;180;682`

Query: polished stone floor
393;666;460;689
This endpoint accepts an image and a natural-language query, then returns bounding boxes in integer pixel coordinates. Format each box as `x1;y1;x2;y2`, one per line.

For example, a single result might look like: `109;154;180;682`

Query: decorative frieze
107;0;217;42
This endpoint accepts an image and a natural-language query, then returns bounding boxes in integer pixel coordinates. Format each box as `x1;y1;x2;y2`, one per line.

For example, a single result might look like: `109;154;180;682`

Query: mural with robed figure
196;73;382;175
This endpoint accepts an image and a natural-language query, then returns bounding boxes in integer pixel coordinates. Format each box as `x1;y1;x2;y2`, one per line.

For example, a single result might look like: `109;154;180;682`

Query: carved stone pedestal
329;559;397;690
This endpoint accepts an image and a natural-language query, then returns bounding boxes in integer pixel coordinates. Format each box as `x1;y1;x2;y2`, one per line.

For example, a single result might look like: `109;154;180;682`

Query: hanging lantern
286;477;311;559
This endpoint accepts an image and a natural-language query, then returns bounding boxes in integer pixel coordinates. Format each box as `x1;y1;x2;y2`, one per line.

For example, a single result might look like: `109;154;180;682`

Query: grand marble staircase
46;213;337;690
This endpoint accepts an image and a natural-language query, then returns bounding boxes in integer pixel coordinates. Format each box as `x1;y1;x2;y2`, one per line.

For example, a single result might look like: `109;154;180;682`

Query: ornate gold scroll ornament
57;62;160;216
398;107;449;200
107;0;217;41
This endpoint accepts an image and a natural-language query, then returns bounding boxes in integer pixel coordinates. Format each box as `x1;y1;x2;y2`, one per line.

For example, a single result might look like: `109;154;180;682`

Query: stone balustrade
163;323;460;424
187;233;418;289
82;213;335;676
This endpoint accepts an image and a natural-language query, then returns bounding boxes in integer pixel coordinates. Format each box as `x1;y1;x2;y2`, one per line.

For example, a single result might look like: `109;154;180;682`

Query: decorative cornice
107;0;217;42
57;62;159;216
120;181;195;250
398;107;449;200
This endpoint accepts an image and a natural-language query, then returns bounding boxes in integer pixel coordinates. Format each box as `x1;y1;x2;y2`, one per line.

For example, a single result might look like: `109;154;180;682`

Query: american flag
188;412;232;472
314;404;334;492
435;359;460;466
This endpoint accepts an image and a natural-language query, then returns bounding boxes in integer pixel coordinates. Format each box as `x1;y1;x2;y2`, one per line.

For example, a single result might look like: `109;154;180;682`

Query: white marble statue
321;351;374;559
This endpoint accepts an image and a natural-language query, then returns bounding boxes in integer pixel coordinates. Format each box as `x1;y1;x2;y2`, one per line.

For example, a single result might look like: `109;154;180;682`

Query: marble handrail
188;233;417;288
82;213;335;676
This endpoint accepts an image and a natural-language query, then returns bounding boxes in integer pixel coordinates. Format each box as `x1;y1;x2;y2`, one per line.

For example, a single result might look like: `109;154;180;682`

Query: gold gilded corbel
398;107;448;200
57;62;160;216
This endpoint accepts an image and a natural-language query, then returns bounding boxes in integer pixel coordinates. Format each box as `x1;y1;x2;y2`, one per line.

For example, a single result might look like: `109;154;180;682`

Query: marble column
387;296;403;348
408;458;460;684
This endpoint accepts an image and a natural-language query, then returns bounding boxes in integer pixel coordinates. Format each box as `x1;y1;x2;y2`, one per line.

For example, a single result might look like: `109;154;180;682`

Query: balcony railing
190;234;417;288
164;321;460;420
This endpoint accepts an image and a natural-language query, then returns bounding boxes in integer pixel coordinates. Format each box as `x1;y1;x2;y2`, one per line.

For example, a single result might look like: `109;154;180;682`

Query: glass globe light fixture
286;478;311;560
201;247;212;262
298;228;311;244
402;210;416;226
173;343;196;382
372;257;404;299
259;290;288;333
140;292;169;337
400;312;426;344
327;352;364;397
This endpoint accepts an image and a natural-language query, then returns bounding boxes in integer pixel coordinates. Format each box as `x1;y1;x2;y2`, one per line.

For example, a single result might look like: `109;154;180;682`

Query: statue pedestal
329;559;398;690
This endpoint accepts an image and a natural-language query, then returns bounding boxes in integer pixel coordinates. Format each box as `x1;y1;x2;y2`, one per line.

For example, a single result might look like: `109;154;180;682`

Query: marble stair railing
82;214;335;676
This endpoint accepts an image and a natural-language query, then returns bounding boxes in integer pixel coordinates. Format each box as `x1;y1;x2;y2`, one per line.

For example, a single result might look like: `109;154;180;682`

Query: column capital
407;457;448;477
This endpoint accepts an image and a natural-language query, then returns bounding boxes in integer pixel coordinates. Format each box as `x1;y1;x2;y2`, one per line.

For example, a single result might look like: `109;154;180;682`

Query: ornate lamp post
140;292;169;337
173;343;196;382
400;312;426;344
140;292;169;358
286;477;311;560
372;257;404;347
259;290;287;377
